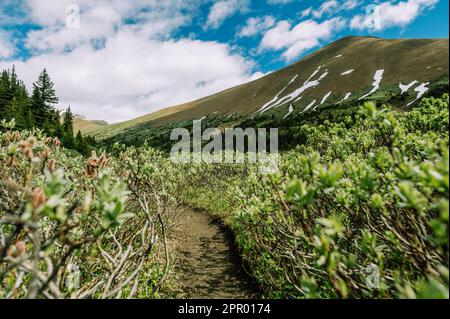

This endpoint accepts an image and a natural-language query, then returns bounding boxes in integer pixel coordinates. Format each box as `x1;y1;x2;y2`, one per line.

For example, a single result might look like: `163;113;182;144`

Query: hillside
73;114;108;134
88;36;449;142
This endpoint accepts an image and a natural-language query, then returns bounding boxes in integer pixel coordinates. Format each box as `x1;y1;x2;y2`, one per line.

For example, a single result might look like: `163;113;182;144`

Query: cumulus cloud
1;31;259;123
350;0;438;31
23;0;199;53
204;0;250;30
238;16;275;37
267;0;294;4
300;0;360;19
343;0;360;10
304;1;339;19
0;0;261;123
260;18;346;61
0;31;14;59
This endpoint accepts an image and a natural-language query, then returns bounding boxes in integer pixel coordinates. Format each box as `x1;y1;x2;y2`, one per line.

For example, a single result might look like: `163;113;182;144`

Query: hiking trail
171;209;255;299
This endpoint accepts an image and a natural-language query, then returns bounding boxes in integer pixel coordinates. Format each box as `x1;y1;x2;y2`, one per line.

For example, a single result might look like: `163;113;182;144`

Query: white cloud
204;0;250;30
301;0;360;19
1;30;259;123
0;0;261;123
311;1;340;19
238;16;275;37
350;0;438;31
267;0;294;4
343;0;360;10
0;31;14;59
24;0;199;53
260;18;346;61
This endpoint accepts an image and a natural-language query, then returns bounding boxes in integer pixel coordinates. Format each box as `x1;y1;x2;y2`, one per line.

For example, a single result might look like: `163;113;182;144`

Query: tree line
0;66;95;155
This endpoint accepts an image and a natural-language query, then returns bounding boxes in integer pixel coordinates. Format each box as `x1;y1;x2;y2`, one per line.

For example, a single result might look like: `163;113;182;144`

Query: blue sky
0;0;448;122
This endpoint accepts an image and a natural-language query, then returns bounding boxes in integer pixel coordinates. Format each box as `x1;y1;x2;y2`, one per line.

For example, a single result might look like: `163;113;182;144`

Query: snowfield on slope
341;69;354;75
283;104;294;120
359;69;384;100
407;82;430;106
259;67;328;113
399;81;419;94
338;92;352;103
301;100;317;113
258;74;299;113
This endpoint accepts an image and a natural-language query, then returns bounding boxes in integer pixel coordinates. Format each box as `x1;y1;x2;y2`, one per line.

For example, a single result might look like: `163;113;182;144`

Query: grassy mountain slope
73;114;108;134
89;36;449;142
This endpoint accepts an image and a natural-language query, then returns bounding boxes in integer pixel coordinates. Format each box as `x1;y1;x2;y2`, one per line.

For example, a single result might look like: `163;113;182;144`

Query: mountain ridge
84;36;449;141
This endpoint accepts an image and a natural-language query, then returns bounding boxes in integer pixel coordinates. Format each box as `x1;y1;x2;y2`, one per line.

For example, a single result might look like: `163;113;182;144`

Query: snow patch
259;67;328;114
293;96;303;104
358;69;384;100
283;104;294;120
341;69;354;75
258;74;299;113
338;92;352;103
399;81;418;95
320;91;332;105
312;91;332;111
303;66;322;85
335;54;343;58
407;82;430;106
301;100;317;113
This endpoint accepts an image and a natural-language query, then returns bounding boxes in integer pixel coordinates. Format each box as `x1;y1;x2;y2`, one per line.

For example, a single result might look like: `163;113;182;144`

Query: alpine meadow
0;0;448;305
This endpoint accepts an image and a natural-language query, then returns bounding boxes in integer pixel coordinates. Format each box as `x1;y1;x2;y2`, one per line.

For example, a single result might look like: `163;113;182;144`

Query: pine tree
63;107;74;136
0;70;11;116
31;69;59;129
25;108;34;130
53;110;64;138
4;97;23;124
76;130;89;155
61;107;75;148
10;65;18;95
1;66;94;153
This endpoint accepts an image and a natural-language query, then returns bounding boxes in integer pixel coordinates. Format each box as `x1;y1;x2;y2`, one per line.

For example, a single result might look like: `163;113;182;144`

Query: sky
0;0;448;123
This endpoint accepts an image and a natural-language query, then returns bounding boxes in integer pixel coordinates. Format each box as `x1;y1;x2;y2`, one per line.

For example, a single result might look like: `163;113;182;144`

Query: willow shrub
180;95;449;298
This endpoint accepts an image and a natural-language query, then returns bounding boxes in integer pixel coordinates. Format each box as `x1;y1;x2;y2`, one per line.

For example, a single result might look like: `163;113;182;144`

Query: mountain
86;36;449;145
73;114;108;133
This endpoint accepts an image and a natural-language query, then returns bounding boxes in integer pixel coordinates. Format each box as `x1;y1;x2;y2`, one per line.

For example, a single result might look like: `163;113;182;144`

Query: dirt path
171;208;255;299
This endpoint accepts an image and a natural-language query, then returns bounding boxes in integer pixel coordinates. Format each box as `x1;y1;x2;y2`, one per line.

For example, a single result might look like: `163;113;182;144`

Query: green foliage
1;90;448;299
176;95;449;299
0;123;180;298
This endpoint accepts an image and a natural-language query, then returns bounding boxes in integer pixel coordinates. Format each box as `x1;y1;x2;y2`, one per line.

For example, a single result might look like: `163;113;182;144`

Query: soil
171;208;255;299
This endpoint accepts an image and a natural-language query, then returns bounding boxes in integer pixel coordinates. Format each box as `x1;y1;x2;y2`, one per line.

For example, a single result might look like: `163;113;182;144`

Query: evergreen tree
76;130;89;155
0;70;12;116
61;107;75;148
1;66;94;154
25;108;34;130
63;107;74;136
10;65;17;95
4;97;23;125
54;110;64;138
31;69;59;129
